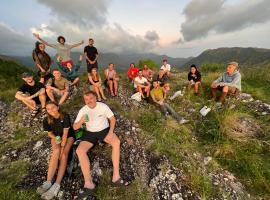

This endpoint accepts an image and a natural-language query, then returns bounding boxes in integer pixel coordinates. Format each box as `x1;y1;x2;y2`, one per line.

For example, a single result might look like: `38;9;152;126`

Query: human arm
70;40;84;48
73;110;87;130
33;33;55;48
26;88;45;100
220;73;241;88
56;56;68;73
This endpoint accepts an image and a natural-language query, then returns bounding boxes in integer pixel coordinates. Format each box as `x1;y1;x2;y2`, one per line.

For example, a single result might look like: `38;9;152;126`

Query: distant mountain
12;52;192;72
182;47;270;68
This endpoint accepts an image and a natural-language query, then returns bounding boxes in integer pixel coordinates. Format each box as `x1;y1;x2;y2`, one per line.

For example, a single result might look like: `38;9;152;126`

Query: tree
138;59;158;70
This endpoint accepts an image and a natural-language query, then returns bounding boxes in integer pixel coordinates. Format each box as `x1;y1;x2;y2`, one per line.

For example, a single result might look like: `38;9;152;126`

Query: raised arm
70;40;84;48
33;33;55;48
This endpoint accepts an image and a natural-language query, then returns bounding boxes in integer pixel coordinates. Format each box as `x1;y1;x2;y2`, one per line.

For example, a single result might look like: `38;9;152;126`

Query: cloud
181;0;270;41
144;30;159;41
0;23;33;56
36;0;110;28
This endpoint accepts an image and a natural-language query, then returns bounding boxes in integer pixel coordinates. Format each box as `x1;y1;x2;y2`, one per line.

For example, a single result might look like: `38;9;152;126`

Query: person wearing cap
160;59;171;77
15;72;46;116
211;62;241;104
46;69;70;105
33;33;84;67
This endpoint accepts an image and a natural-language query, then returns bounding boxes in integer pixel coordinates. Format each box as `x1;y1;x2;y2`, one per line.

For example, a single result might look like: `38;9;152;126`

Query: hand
26;96;33;100
33;33;39;39
79;55;83;61
80;115;87;124
158;101;164;105
57;56;62;62
40;68;46;72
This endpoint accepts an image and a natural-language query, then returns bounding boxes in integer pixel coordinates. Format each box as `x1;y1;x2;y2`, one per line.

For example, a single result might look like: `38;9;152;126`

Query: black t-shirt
188;71;201;82
43;113;74;137
84;46;98;61
18;82;44;95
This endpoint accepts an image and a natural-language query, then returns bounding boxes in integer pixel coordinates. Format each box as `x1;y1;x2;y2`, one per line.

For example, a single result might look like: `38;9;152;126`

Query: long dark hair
45;101;64;125
32;41;51;64
190;64;199;73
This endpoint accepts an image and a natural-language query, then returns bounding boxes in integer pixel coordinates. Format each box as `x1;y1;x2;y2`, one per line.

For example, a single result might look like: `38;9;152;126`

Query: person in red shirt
127;63;139;82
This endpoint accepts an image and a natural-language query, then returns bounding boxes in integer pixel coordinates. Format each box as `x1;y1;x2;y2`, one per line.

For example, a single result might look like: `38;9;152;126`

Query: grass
0;160;38;200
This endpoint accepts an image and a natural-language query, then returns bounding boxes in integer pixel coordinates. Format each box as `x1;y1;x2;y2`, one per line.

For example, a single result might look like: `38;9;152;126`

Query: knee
46;88;52;94
223;86;229;92
112;137;120;147
76;146;86;156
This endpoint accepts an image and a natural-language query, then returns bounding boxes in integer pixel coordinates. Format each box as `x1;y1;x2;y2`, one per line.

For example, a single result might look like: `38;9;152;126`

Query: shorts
217;86;238;94
136;87;147;93
80;127;109;145
87;62;98;73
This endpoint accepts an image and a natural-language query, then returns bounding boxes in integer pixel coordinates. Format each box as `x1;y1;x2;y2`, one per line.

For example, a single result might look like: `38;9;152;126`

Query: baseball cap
22;72;33;78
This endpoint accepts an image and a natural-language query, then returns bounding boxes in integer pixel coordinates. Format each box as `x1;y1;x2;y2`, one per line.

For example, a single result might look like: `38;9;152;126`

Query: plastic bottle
200;106;211;116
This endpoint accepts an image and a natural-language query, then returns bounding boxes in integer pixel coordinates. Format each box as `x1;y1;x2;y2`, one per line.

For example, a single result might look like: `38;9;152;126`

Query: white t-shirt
134;76;148;88
160;64;171;72
74;102;114;132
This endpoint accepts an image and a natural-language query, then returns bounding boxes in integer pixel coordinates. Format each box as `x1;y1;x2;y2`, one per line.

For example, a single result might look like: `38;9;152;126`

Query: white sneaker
36;181;52;195
178;118;189;124
41;183;60;200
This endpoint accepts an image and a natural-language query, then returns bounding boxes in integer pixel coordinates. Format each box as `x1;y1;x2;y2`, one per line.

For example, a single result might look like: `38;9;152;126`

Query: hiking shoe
36;181;52;195
41;183;60;200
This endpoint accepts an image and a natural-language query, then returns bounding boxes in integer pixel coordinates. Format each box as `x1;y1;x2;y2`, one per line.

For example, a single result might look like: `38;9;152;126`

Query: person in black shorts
73;90;128;198
37;101;75;199
84;38;98;73
15;72;46;116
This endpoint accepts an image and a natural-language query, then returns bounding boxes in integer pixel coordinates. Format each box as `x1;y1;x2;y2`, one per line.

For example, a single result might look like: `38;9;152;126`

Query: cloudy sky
1;0;270;57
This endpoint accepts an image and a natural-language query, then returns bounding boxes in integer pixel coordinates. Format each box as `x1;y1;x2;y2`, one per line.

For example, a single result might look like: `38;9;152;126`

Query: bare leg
194;82;201;94
99;86;107;100
39;92;46;109
15;93;36;110
55;137;74;184
113;80;118;96
47;139;60;182
76;141;95;189
70;77;80;87
46;88;56;102
103;132;121;182
58;91;69;105
93;86;101;101
108;80;114;95
137;86;144;98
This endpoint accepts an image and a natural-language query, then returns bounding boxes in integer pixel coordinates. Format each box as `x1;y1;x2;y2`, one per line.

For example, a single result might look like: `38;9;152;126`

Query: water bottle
82;114;89;130
55;136;62;144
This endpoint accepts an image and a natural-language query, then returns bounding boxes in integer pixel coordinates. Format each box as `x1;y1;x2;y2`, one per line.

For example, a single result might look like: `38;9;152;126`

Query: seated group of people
14;34;242;200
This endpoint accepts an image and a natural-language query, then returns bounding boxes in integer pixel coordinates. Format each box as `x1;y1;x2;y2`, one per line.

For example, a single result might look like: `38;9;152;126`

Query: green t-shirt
48;77;69;90
150;87;164;101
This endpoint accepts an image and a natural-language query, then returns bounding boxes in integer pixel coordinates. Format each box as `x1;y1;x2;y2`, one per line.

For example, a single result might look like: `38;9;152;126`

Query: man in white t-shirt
134;70;151;98
160;59;171;76
73;91;128;198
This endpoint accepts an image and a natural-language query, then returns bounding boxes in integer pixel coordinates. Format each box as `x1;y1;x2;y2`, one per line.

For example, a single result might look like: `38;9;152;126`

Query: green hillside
183;47;270;68
0;57;32;102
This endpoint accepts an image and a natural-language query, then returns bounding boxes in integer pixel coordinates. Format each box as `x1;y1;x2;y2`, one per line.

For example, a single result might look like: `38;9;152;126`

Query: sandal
31;107;39;117
111;178;130;187
76;187;95;199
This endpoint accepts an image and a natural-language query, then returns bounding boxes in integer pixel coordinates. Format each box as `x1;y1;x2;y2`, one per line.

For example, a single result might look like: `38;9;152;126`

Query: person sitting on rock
73;90;129;199
32;41;53;84
134;70;151;98
88;68;107;101
15;72;46;116
187;64;201;95
150;80;188;124
56;55;82;87
46;69;70;105
104;63;119;97
163;82;171;97
127;63;139;82
142;64;153;82
156;69;169;86
211;62;241;104
160;59;171;77
33;33;84;67
37;101;75;200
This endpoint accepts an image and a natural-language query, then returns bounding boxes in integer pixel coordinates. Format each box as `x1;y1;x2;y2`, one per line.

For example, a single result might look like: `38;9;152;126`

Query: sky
1;0;270;58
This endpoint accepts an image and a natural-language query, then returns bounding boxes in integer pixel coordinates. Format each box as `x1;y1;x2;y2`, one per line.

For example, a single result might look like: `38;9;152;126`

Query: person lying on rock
37;101;75;200
88;68;107;101
73;90;129;199
15;72;46;116
211;62;241;104
134;70;151;98
46;69;70;105
187;64;201;96
127;63;139;82
104;63;119;97
56;55;82;88
150;80;188;124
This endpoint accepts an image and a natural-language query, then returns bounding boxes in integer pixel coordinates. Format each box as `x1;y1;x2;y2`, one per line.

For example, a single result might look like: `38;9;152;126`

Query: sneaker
36;181;52;195
41;183;60;200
